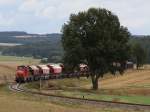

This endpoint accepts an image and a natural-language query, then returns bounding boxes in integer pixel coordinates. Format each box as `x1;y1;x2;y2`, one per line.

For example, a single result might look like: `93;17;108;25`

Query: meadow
26;70;150;105
0;55;150;112
0;84;146;112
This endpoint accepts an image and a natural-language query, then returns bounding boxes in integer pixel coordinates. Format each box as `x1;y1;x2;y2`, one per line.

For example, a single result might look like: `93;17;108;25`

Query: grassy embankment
1;84;142;112
26;70;150;105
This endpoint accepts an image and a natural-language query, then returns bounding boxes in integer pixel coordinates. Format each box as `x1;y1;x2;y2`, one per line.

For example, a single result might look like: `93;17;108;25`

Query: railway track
9;83;150;111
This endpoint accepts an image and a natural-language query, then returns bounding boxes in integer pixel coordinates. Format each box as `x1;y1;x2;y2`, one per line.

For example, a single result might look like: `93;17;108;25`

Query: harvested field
100;70;150;89
25;69;150;105
0;55;150;111
0;55;40;84
83;70;150;97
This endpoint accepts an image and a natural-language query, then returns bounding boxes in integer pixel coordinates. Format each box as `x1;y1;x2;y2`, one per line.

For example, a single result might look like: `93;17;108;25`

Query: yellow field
100;70;150;89
44;70;150;95
0;55;40;84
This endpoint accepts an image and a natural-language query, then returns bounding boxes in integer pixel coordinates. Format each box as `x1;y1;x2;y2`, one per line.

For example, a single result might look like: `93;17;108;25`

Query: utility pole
39;77;42;102
4;75;8;84
39;77;42;92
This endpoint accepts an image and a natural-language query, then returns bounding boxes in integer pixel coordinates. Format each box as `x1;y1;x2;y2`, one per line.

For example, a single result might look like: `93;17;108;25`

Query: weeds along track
9;83;150;111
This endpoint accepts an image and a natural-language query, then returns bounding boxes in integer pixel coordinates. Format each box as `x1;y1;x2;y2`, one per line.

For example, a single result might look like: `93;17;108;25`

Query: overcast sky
0;0;149;35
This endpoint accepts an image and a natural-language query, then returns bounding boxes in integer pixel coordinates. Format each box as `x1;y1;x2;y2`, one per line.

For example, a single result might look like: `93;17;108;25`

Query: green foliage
40;58;48;63
62;8;130;90
131;42;146;69
130;36;150;63
0;33;63;62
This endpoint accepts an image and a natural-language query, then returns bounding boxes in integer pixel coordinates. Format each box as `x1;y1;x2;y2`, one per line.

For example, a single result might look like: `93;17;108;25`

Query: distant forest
130;35;150;63
0;31;150;63
0;31;63;62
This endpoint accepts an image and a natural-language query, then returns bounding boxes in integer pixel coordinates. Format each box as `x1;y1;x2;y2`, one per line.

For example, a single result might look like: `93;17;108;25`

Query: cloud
0;0;149;34
18;0;44;15
100;0;150;34
18;0;100;19
0;0;16;5
0;13;14;26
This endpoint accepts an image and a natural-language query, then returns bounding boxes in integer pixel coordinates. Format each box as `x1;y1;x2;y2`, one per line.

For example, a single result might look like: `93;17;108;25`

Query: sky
0;0;149;35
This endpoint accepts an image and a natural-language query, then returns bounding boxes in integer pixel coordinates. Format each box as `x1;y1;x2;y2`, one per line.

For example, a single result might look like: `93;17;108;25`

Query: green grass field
56;91;150;105
1;84;141;112
0;55;40;63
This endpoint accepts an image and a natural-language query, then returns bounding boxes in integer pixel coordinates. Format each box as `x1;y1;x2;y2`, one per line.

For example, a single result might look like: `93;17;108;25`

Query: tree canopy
132;42;146;69
62;8;130;90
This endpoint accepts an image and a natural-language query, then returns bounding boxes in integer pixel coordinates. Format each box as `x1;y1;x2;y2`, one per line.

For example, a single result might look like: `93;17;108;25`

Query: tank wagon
15;63;88;83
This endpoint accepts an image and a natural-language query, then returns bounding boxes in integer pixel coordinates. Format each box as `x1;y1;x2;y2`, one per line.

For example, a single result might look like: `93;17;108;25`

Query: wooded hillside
0;32;150;63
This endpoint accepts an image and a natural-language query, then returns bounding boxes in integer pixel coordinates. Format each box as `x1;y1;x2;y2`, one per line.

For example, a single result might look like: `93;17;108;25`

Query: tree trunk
91;75;99;90
136;63;139;70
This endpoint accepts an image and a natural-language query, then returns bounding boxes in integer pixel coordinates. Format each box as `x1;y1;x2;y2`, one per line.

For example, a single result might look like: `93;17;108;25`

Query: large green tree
62;8;130;90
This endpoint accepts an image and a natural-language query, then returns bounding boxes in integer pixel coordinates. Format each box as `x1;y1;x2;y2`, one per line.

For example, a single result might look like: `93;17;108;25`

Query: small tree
62;8;130;90
132;43;146;69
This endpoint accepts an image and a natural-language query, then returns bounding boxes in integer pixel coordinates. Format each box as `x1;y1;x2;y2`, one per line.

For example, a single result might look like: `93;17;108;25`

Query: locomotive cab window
17;66;26;70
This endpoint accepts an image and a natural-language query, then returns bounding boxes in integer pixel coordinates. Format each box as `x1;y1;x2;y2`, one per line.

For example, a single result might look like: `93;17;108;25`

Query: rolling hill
0;31;150;63
0;31;63;62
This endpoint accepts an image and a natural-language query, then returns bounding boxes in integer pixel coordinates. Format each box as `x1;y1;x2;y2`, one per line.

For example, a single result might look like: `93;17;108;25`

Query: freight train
15;61;134;83
15;63;88;83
